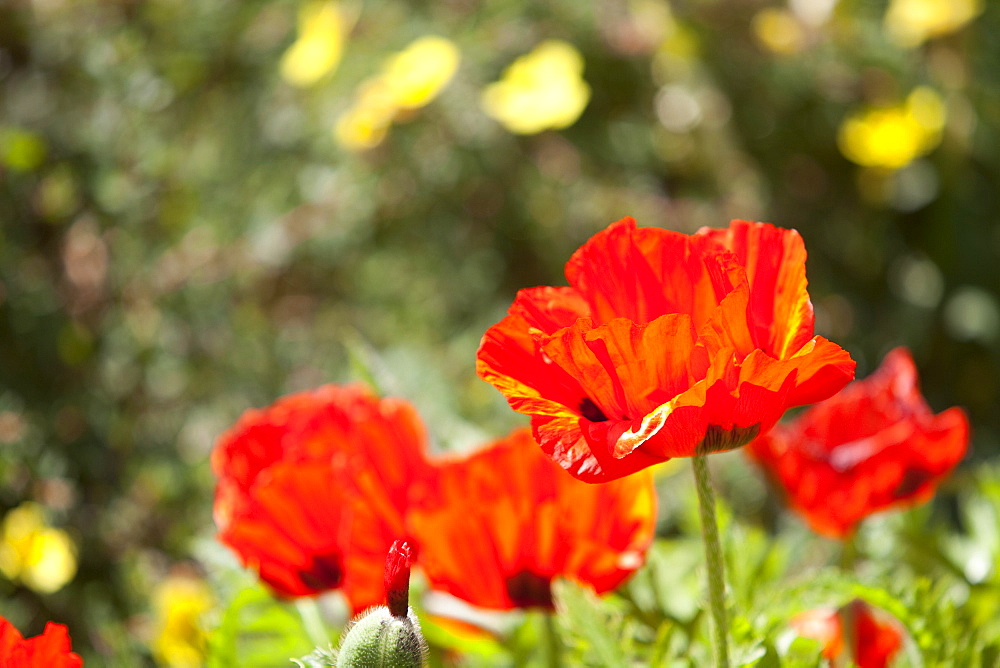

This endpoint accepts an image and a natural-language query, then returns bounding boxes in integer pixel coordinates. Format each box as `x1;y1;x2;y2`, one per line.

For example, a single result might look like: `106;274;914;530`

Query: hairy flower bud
336;539;426;668
335;606;426;668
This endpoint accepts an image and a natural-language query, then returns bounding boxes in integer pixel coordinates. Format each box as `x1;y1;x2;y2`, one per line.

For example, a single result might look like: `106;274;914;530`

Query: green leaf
207;585;322;668
292;646;337;667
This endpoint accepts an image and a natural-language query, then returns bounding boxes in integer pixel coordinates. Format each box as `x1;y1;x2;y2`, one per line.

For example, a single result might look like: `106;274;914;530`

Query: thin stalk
296;598;330;649
542;611;564;668
692;454;730;668
840;532;858;571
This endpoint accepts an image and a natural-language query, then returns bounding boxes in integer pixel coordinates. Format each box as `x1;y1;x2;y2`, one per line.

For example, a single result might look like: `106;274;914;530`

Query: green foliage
292;646;337;668
1;0;1000;662
208;585;319;667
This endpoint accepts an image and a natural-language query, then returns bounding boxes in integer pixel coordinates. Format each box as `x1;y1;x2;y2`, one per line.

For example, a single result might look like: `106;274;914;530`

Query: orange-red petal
791;600;904;668
0;618;82;668
748;347;969;537
212;384;432;612
478;217;855;482
565;217;734;328
697;220;815;359
407;429;657;611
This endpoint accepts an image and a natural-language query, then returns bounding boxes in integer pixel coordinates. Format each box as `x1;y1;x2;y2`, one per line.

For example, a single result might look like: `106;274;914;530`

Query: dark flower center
297;551;345;591
505;570;554;609
579;397;609;423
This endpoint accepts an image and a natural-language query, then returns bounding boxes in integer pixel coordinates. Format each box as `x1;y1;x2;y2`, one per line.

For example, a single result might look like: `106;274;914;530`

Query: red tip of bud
385;539;414;618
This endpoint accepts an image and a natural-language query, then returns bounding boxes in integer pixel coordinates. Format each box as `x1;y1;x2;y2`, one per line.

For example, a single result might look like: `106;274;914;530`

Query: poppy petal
408;429;656;611
0;618;82;668
698;220;815;359
565;217;728;328
212;384;432;612
748;347;968;537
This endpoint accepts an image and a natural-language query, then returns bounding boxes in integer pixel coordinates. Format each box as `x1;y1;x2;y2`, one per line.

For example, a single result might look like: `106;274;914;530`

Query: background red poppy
791;600;904;668
212;384;432;612
407;428;657;611
0;617;82;668
748;347;969;537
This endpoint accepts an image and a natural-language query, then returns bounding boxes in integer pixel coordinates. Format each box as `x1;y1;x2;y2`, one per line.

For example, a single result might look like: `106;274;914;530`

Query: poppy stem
840;533;857;571
542;612;564;668
295;598;329;649
691;454;730;668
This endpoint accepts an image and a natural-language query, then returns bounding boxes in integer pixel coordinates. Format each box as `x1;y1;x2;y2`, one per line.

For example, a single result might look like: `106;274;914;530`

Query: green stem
840;532;857;571
542;612;564;668
692;454;730;668
296;598;330;649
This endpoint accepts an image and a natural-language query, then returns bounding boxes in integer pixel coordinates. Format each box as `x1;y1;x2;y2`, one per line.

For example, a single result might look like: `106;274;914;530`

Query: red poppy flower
407;428;657;611
477;217;855;482
212;383;433;613
0;617;82;668
791;600;904;668
747;347;969;538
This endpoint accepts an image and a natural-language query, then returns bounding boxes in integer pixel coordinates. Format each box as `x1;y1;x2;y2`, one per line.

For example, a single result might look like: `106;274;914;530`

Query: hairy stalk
296;598;330;649
840;532;858;571
543;612;564;668
692;454;730;667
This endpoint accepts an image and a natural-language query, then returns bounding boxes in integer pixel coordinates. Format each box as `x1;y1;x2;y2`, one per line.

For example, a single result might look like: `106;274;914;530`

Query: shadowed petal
408;429;656;611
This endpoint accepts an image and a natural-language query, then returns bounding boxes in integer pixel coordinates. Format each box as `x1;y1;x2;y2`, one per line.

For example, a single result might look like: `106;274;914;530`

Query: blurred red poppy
212;384;432;612
791;599;904;668
0;617;82;668
477;217;855;482
747;347;969;537
407;428;657;610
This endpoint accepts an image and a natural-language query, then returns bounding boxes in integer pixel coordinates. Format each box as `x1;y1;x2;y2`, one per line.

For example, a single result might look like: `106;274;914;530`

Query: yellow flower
884;0;982;47
481;41;591;135
333;36;460;151
0;502;77;594
382;36;461;110
838;87;946;170
752;8;807;55
333;78;397;151
280;1;347;87
152;574;215;668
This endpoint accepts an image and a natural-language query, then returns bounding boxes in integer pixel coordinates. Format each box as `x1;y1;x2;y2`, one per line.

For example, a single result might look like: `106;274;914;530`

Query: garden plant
1;0;999;666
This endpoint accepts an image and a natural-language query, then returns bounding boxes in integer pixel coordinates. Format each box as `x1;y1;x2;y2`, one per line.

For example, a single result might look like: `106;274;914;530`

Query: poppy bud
336;539;426;668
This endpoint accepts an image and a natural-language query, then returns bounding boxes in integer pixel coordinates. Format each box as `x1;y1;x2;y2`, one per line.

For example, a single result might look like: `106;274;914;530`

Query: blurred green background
1;0;997;662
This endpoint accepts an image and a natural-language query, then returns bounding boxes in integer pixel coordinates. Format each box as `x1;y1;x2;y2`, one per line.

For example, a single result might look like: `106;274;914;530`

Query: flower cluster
212;383;657;615
211;216;970;666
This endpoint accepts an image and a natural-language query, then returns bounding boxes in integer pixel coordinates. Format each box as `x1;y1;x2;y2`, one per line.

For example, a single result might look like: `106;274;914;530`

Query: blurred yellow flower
280;1;347;87
838;87;946;170
382;36;461;110
884;0;982;47
333;79;397;151
152;574;215;668
333;36;460;151
0;502;77;594
481;41;591;135
752;8;807;55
